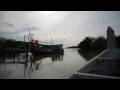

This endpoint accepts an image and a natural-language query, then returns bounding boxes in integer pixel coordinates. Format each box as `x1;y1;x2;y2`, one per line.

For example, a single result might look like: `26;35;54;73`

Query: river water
0;48;103;79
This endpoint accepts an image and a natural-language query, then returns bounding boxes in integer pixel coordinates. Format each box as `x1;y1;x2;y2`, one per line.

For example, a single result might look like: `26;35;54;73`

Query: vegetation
91;36;107;50
0;37;30;49
78;35;120;50
115;35;120;48
78;37;95;50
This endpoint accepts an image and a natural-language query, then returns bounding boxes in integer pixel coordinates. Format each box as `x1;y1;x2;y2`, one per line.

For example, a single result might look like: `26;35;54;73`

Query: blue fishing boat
30;40;64;55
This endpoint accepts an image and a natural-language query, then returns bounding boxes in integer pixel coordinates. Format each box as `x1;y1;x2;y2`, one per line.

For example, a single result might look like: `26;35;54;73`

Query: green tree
91;36;107;50
115;35;120;45
78;37;95;49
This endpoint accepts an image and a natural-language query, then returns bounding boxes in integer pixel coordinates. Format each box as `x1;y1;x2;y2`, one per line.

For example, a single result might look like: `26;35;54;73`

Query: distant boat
29;39;64;55
28;29;64;55
31;44;64;55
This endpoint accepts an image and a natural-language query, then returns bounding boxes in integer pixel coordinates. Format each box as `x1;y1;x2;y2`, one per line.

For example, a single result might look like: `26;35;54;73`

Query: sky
0;11;120;48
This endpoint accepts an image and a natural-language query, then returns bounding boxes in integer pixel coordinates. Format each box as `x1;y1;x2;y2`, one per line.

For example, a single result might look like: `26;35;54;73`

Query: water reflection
0;53;28;64
0;53;64;79
24;54;44;79
0;55;6;70
78;49;103;61
1;48;100;79
23;53;64;79
50;53;64;67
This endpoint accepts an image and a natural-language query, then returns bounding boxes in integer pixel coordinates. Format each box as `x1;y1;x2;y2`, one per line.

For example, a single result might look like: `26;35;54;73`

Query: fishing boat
28;29;64;55
32;44;64;55
29;39;64;55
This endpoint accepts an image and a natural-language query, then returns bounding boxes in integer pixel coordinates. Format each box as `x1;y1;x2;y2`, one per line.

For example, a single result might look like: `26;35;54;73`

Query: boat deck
90;58;120;77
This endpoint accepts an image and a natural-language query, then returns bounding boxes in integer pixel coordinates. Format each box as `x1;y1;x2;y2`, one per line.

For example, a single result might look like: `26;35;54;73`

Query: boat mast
29;29;31;41
28;29;32;51
51;38;53;45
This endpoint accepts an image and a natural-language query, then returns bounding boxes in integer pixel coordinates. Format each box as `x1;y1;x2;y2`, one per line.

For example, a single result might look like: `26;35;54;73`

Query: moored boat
30;39;64;55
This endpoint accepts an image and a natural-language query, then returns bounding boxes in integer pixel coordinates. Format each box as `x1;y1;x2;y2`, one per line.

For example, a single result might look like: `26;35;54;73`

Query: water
0;48;103;79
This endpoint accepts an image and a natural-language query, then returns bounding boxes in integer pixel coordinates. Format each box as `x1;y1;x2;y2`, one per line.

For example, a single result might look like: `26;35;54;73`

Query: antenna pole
29;29;31;41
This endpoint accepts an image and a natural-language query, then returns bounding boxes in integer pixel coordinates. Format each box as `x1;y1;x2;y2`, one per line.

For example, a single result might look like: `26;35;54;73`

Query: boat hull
67;49;120;79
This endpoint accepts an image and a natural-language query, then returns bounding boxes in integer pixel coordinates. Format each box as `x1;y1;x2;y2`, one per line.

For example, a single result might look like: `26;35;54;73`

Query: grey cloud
0;22;14;28
18;27;40;32
30;26;41;30
3;23;14;27
16;26;41;33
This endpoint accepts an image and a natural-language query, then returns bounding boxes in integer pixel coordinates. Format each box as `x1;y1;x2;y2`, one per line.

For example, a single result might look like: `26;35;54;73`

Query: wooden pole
24;35;25;43
28;35;31;48
28;29;33;54
24;35;28;58
24;35;25;48
28;35;30;42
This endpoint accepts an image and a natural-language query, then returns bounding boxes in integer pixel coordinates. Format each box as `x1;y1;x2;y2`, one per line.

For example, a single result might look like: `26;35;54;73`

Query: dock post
25;44;28;59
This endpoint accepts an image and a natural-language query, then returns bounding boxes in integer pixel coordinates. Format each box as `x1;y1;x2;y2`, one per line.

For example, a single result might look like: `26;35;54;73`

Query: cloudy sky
0;11;120;47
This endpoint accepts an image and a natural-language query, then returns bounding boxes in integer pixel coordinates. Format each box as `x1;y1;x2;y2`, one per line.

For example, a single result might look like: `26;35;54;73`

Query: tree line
78;35;120;50
0;37;30;49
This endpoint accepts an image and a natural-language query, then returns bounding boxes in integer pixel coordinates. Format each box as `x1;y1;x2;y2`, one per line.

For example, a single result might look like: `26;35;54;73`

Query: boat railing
74;72;120;79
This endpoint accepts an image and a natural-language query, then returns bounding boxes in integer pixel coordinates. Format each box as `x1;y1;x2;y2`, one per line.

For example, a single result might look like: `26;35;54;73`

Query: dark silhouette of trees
115;35;120;48
91;36;107;50
78;35;120;50
0;37;30;49
78;37;95;50
78;36;106;50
